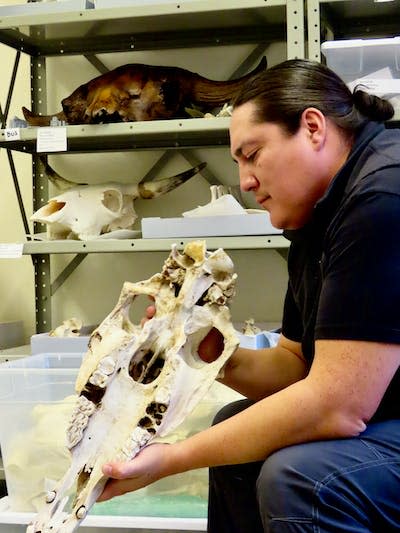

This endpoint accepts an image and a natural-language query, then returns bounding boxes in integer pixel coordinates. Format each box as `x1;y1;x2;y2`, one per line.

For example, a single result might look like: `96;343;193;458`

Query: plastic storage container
0;353;81;512
0;352;241;530
321;37;400;114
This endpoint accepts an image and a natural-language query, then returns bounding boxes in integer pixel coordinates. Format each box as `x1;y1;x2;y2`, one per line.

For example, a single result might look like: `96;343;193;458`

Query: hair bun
353;87;394;122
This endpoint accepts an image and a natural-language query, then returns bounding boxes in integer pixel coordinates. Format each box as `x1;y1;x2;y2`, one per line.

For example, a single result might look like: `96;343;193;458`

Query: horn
22;107;66;127
191;56;267;105
39;156;87;191
138;161;207;199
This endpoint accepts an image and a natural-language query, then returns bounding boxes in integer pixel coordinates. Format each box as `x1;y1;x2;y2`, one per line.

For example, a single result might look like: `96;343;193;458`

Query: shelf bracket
286;0;305;59
33;254;51;333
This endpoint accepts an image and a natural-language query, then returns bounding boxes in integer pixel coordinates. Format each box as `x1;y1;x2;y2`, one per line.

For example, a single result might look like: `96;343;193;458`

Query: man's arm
219;334;307;400
99;338;400;500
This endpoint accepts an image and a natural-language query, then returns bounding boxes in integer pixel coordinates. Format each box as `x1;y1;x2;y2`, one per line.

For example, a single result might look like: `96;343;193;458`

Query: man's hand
140;302;156;327
198;327;225;363
98;443;172;502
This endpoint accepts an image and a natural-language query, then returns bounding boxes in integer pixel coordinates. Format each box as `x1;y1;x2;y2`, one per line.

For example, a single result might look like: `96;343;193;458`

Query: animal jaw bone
26;240;239;533
31;160;206;240
22;57;267;126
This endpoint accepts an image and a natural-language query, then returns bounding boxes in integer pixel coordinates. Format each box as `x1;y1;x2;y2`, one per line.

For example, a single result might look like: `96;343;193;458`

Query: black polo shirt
281;121;400;421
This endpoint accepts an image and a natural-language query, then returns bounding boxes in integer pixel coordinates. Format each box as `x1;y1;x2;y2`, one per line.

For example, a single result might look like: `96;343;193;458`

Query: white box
94;0;197;8
321;37;400;103
31;333;90;354
30;325;95;354
0;0;93;18
142;213;282;239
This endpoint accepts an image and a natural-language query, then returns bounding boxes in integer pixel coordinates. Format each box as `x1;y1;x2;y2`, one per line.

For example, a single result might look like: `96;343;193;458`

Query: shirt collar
284;121;385;243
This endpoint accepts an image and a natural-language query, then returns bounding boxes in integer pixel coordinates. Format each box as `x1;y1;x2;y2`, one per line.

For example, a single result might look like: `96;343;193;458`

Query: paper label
37;127;67;152
0;243;23;258
4;128;21;141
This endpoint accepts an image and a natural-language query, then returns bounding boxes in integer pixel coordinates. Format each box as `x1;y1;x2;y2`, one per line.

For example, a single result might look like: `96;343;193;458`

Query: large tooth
98;356;116;375
89;369;109;388
77;395;96;416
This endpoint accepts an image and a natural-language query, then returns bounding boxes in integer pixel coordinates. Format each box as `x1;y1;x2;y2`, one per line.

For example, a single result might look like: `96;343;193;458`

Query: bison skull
31;160;206;240
27;240;239;533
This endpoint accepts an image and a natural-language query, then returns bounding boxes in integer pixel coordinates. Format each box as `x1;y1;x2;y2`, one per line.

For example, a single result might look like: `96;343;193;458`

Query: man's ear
300;107;327;150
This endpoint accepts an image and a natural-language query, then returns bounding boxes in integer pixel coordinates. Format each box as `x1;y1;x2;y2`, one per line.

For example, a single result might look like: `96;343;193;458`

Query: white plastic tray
0;1;92;17
0;497;206;532
142;213;282;238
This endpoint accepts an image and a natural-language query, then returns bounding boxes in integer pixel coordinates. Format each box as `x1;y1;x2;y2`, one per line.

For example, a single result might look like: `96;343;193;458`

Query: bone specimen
26;240;239;533
22;57;267;126
49;318;83;337
31;159;206;240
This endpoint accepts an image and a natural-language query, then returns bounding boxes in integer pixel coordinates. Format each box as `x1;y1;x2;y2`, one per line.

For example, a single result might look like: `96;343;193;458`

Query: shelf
0;0;290;56
22;235;290;255
0;0;302;332
0;118;230;153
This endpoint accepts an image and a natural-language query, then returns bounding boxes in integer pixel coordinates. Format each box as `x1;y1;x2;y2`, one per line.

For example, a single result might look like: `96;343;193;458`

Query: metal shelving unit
0;0;304;332
1;118;231;153
22;235;290;255
0;1;305;57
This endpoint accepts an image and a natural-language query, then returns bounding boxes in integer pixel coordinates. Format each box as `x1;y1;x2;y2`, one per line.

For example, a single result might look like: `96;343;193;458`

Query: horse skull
27;240;239;533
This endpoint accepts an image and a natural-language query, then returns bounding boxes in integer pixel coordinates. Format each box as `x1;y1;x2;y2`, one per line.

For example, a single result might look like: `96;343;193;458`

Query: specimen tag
4;128;20;141
0;243;23;258
37;127;67;152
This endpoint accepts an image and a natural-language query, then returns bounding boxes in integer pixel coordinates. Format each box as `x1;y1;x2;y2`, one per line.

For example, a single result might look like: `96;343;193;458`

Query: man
99;59;400;533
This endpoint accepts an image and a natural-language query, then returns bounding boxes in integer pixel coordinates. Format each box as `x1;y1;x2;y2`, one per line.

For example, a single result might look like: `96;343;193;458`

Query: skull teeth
66;396;96;449
76;506;87;519
121;426;151;459
77;395;96;416
89;369;109;388
97;355;116;375
45;490;56;503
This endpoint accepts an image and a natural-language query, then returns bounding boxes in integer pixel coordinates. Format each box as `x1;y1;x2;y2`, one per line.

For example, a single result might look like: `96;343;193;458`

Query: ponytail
232;59;394;136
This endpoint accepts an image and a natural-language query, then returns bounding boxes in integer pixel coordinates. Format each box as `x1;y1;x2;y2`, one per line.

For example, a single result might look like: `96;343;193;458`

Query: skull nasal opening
128;349;165;384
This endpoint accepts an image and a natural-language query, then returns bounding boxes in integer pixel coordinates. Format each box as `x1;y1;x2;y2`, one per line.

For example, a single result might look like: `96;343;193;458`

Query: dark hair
232;59;394;136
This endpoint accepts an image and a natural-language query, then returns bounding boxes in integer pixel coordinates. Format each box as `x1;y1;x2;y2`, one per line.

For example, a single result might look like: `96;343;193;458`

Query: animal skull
22;58;267;126
31;160;206;240
27;240;239;533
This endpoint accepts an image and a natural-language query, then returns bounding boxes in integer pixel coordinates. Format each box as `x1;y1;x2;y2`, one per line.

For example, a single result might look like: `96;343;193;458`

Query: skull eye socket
41;200;66;216
102;189;122;213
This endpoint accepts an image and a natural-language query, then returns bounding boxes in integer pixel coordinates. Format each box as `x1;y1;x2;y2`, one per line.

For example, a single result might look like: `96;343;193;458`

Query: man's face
230;101;329;230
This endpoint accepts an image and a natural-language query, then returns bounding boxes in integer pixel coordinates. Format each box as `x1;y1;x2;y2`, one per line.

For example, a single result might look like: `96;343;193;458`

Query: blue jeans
208;399;400;533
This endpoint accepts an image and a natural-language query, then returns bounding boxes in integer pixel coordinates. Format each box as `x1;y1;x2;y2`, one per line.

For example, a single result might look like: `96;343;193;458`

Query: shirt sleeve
315;191;400;344
281;281;303;342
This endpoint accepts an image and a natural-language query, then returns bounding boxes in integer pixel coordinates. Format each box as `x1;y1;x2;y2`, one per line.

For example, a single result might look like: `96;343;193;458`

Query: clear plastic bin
0;352;240;520
321;37;400;115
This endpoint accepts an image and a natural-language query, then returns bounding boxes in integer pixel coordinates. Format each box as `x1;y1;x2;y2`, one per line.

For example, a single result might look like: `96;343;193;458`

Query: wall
0;2;288;344
0;10;35;342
